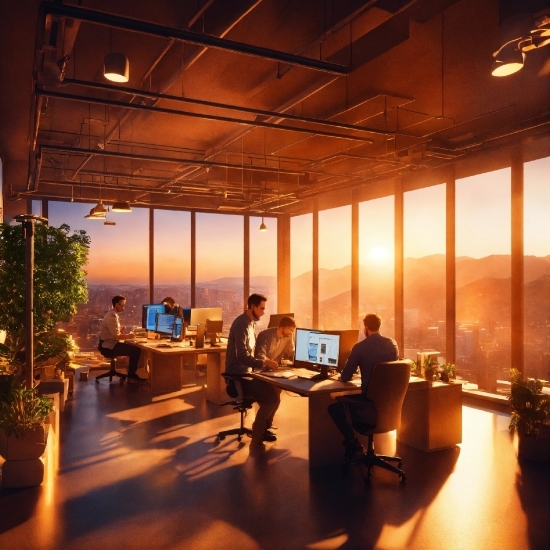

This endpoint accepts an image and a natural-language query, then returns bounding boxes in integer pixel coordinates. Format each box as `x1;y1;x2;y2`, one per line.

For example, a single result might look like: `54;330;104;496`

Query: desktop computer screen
156;313;176;336
172;317;184;341
142;304;166;331
294;329;340;370
267;313;294;328
188;307;223;327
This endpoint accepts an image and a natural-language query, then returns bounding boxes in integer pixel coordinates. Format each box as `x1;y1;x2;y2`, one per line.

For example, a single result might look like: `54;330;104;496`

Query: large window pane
48;202;149;350
359;197;395;339
153;210;191;308
291;214;312;328
404;184;446;359
524;157;550;380
319;205;351;329
196;213;243;329
250;216;277;332
456;168;511;392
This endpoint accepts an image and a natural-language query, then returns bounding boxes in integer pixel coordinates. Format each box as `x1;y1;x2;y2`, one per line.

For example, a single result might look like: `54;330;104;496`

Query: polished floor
1;369;549;550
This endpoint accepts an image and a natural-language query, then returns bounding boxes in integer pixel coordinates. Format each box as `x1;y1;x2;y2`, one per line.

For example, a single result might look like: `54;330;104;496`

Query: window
524;156;550;380
318;205;351;329
403;184;446;359
291;213;312;328
359;196;395;338
196;213;243;329
153;209;191;308
456;168;511;391
250;216;277;332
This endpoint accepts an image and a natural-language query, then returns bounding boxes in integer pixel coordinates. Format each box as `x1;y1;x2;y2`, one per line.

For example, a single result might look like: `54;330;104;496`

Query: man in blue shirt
328;313;398;458
225;293;279;454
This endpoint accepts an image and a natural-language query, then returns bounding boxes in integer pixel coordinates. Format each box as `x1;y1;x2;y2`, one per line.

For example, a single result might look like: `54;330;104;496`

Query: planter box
0;425;47;460
518;431;550;462
1;458;45;488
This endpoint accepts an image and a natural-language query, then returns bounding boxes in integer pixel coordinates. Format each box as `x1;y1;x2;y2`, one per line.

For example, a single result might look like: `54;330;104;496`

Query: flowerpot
518;432;550;462
0;425;47;461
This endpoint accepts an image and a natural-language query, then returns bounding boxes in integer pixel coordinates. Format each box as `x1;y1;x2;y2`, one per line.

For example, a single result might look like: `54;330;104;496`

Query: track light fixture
111;200;132;212
104;52;129;83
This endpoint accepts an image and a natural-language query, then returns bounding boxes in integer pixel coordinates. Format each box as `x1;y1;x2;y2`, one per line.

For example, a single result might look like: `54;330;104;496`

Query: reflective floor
1;370;549;550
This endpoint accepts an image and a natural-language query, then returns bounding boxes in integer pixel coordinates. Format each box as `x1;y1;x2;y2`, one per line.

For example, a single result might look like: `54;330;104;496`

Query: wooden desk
129;341;226;396
253;370;428;468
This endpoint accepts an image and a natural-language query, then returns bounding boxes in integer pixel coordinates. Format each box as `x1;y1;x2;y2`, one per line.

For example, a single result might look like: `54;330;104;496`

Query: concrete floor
1;369;549;550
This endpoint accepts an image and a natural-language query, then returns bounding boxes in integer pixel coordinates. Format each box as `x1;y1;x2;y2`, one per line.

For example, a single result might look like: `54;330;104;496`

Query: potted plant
508;368;550;462
0;386;54;487
440;363;456;383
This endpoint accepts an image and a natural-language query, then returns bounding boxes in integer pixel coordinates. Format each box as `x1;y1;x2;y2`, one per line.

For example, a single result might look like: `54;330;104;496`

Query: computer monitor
156;313;175;337
171;317;186;342
205;319;224;346
294;328;340;380
142;304;166;331
267;313;294;329
188;307;223;327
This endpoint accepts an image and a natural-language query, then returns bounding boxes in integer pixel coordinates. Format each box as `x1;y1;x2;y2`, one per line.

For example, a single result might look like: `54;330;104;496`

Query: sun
368;246;390;262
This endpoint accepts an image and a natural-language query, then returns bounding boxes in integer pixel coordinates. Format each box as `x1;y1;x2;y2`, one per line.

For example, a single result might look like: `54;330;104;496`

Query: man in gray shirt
225;293;279;454
254;316;296;365
328;313;399;459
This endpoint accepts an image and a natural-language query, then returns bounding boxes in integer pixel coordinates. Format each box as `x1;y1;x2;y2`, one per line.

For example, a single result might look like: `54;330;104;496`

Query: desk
129;341;226;396
253;370;428;468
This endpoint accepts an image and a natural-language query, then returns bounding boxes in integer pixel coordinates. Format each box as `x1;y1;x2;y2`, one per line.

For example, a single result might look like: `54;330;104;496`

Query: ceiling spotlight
84;208;106;220
104;52;129;83
491;41;525;76
111;200;132;212
259;216;267;232
91;200;108;215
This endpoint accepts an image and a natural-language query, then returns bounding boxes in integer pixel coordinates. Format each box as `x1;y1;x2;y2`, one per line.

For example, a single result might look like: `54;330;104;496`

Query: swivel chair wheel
237;435;243;442
218;435;226;441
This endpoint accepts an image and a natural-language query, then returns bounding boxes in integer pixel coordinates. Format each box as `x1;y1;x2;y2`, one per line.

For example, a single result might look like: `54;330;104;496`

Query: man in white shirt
99;295;145;383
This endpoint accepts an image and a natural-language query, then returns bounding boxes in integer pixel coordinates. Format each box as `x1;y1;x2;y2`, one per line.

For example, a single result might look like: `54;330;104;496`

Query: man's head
247;293;267;321
112;295;126;313
277;316;296;338
363;313;382;334
162;296;175;308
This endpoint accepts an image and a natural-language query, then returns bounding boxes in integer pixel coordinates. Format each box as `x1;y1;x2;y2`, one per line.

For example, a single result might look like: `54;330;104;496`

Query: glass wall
290;213;313;328
195;213;243;329
403;184;446;358
523;156;550;380
456;168;511;392
48;201;149;349
250;216;277;332
358;196;395;339
153;209;191;308
318;205;351;329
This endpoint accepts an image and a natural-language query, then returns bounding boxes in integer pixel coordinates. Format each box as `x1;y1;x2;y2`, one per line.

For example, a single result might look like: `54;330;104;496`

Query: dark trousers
241;378;281;442
328;394;378;441
103;343;141;376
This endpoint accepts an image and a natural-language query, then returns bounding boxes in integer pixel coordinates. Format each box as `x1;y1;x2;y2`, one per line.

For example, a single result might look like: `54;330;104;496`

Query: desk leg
149;354;183;393
308;393;347;468
206;351;226;405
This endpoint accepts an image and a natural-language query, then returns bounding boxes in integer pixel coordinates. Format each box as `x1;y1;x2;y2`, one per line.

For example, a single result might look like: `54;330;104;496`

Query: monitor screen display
172;317;183;339
156;313;175;335
294;329;340;369
189;307;222;327
142;304;166;331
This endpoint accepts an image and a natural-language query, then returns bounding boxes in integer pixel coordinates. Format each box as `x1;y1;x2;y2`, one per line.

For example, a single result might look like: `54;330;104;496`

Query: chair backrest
221;373;245;400
364;360;412;434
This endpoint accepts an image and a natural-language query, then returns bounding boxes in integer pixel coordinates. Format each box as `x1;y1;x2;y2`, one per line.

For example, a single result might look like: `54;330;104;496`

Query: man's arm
254;330;269;362
283;336;295;360
339;345;359;382
233;321;264;370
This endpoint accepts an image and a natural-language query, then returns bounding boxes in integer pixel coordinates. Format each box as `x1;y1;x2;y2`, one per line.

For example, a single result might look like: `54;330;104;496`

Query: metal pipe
36;89;374;143
41;3;349;75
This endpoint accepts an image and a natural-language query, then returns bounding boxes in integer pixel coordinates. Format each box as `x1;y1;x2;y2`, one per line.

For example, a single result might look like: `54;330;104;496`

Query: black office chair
337;360;411;483
216;373;255;442
96;341;127;384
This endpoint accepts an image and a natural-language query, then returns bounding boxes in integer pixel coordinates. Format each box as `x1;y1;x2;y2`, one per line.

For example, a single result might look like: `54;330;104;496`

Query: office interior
0;0;549;548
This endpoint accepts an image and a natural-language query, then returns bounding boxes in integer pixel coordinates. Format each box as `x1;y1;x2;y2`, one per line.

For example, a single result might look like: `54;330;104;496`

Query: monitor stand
309;364;329;381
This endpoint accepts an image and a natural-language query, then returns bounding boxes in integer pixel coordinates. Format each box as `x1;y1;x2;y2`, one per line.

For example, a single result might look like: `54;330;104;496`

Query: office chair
216;373;255;442
337;360;411;483
96;343;127;384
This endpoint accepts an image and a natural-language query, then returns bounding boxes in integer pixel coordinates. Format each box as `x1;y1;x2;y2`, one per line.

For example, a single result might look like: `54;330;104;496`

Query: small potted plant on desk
440;363;456;383
0;386;54;487
509;368;550;462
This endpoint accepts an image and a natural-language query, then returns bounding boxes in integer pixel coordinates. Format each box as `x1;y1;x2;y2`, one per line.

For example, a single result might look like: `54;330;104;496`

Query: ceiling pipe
62;78;390;137
35;89;374;144
41;3;349;75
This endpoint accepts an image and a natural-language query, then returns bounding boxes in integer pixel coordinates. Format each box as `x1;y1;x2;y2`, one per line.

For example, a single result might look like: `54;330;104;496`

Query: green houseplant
509;368;550;462
0;222;89;374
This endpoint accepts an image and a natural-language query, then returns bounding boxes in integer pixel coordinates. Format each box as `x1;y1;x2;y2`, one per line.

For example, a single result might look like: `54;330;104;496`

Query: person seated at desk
224;293;279;455
99;295;145;383
254;316;296;366
327;313;398;459
161;296;183;317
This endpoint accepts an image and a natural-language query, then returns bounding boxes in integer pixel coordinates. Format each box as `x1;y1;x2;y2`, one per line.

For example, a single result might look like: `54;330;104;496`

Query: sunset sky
44;158;549;285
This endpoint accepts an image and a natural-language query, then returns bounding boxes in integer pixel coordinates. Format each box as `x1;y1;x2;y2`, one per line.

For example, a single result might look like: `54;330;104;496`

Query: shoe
343;438;364;461
127;375;147;384
249;441;266;456
262;429;277;442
